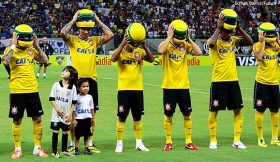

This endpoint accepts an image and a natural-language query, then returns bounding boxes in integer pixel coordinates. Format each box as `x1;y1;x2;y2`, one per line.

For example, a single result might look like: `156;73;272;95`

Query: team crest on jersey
28;50;33;55
119;105;124;113
11;106;18;114
213;100;219;107
165;103;171;111
180;47;185;52
256;99;263;106
134;52;140;58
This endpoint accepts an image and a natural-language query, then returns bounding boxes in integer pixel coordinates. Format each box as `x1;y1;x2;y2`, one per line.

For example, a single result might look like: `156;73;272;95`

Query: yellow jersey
160;41;193;89
67;35;101;80
208;36;240;82
117;47;146;90
253;42;280;85
4;46;39;93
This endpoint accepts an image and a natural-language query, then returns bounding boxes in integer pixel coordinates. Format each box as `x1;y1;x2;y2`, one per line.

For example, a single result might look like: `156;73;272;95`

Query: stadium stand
0;0;279;41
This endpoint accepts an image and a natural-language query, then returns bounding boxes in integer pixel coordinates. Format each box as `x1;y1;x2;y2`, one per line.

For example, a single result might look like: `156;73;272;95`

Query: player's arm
254;32;266;61
50;100;65;118
158;24;174;54
60;10;80;44
111;34;128;62
94;12;114;45
209;16;224;48
66;103;76;122
2;33;18;65
143;40;154;63
236;21;253;46
277;32;280;46
187;32;202;55
33;33;48;64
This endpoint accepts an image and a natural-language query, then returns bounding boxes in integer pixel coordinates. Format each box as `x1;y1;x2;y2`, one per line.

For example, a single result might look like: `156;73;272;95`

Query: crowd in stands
0;0;280;41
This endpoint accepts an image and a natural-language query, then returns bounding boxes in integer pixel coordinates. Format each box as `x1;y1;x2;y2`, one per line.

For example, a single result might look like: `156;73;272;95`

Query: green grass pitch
0;65;279;162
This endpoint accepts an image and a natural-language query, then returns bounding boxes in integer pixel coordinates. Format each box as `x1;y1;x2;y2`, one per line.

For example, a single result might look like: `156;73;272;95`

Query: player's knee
32;116;42;124
52;130;59;133
133;116;141;122
269;108;278;113
119;117;127;123
13;118;22;125
256;109;266;113
62;131;69;135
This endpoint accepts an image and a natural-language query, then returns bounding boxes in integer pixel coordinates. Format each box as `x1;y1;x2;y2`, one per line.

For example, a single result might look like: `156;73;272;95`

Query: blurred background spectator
0;0;279;42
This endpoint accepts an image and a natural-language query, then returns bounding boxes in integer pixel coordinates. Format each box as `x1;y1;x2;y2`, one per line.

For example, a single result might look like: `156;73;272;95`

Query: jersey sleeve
72;85;77;104
49;83;57;101
252;42;261;55
3;46;11;55
185;42;193;54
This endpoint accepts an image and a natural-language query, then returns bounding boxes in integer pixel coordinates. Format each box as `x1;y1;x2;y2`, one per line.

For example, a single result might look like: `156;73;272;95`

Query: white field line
99;77;253;101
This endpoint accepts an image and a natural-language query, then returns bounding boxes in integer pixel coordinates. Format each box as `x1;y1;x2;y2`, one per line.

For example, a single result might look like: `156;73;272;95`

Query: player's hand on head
258;31;265;43
11;32;18;45
32;33;38;46
121;33;129;46
167;24;174;38
217;15;225;29
73;10;80;21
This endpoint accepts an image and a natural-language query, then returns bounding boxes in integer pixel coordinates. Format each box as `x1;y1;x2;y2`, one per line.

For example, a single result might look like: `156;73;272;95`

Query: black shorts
75;118;92;138
163;89;192;116
9;92;44;119
50;122;70;132
117;90;144;120
254;81;280;112
80;78;99;110
209;81;243;111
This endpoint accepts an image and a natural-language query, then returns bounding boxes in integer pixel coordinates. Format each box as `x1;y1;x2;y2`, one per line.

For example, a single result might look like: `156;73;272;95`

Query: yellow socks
270;112;279;141
233;110;243;143
208;111;218;143
164;115;172;144
12;123;22;148
116;121;125;140
33;121;42;146
133;121;143;140
184;115;192;144
255;111;264;140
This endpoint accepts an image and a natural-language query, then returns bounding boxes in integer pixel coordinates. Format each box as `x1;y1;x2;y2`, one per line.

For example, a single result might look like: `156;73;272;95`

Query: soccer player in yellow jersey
111;23;154;153
253;22;280;147
158;20;202;151
61;9;114;153
207;9;253;149
2;24;49;159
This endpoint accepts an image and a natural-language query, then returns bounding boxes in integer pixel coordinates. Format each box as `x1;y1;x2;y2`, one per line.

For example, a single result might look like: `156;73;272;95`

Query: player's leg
43;64;47;78
37;64;43;78
25;92;48;157
269;84;280;146
115;91;130;153
208;82;226;149
68;119;75;153
9;93;25;159
131;91;149;152
50;122;61;158
84;118;93;155
87;78;100;153
163;89;177;151
228;81;246;149
74;119;82;155
254;81;267;147
61;123;74;156
178;89;199;150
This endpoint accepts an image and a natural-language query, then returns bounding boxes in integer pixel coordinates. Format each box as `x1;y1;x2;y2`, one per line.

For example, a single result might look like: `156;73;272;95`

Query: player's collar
59;80;74;89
